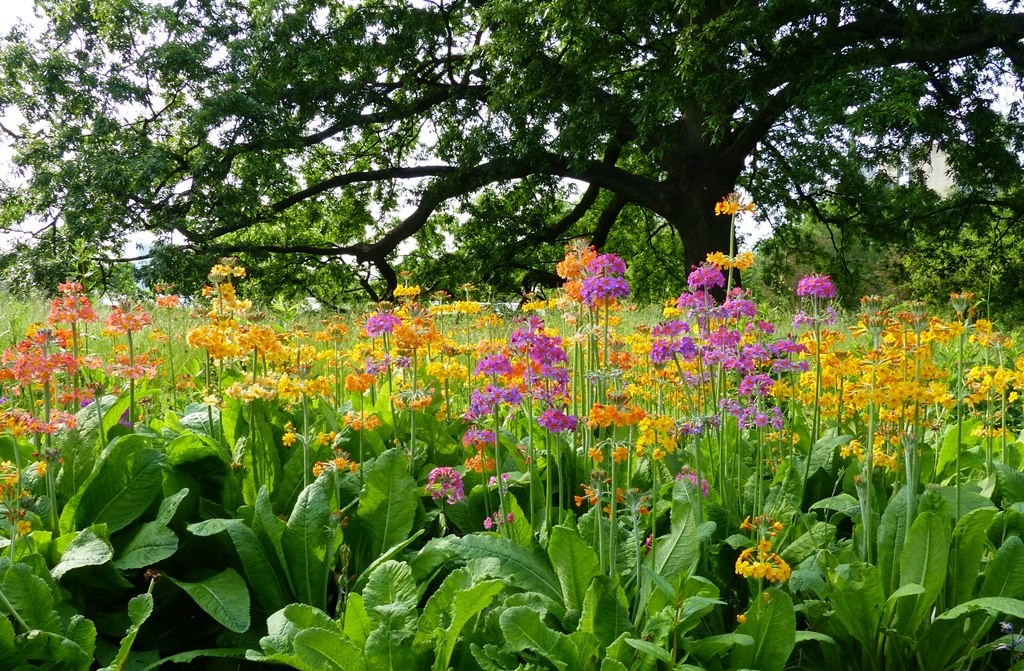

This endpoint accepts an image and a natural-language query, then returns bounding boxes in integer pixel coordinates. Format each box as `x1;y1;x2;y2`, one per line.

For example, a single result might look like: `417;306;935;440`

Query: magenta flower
580;275;630;305
796;274;836;299
687;263;726;291
586;253;628;276
364;312;402;337
537;407;579;433
426;466;465;505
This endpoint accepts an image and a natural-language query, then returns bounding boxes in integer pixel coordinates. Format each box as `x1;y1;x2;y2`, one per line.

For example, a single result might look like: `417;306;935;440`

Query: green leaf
934;596;1024;621
63;436;166;533
99;592;154;671
168;568;251;633
981;535;1024;598
501;605;581;671
897;510;950;633
877;487;910;594
780;521;836;566
685;633;754;661
937;419;982;477
548;525;600;618
950;507;997;604
625;637;672;664
3;563;61;632
356;449;418;558
828;562;884;648
51;527;114;580
996;464;1024;506
187;517;290;612
293;628;366;671
578;575;632;647
114;523;179;570
445;534;563;606
344;593;374;647
140;648;249;671
154;487;190;526
731;588;796;671
362;560;418;622
282;475;330;609
415;566;504;671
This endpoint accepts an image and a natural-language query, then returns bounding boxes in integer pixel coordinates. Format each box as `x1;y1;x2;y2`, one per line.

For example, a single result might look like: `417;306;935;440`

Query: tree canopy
2;0;1024;303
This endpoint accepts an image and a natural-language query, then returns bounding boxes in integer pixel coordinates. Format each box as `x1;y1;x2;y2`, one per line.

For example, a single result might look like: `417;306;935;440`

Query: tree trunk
666;167;740;278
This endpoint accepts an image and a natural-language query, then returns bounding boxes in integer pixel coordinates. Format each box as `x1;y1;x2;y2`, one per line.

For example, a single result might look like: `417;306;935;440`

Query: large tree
2;0;1024;301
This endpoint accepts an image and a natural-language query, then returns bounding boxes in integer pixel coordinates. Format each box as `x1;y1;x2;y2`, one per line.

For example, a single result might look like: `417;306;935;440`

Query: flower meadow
4;204;1024;670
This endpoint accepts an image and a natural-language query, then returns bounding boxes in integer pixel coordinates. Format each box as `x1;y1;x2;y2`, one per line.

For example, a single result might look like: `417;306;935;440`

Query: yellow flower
16;520;31;536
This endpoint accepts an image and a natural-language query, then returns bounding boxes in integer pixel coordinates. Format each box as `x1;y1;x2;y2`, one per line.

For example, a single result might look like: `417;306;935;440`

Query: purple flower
475;353;514;377
738;373;774;397
796;274;836;299
426;467;465;505
687;263;725;291
652;320;689;337
580;275;630;305
586;253;627;276
650;337;698;364
365;312;402;337
462;427;497;447
537;407;579;433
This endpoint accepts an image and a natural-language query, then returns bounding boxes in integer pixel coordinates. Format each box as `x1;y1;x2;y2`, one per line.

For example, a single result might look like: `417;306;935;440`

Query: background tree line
1;0;1023;316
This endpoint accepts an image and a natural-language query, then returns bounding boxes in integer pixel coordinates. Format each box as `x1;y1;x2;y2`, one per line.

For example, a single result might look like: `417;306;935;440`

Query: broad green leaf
140;648;249;671
897;510;950;633
254;486;289;572
934;596;1024;621
780;521;836;566
625;637;672;663
578;575;632;647
501;606;581;671
166;432;228;466
114;523;178;570
950;507;997;604
415;566;504;671
645;518;704;588
828;562;884;648
16;628;94;668
344;593;374;647
981;535;1024;598
995;464;1024;506
731;588;796;671
168;569;251;633
883;583;925;625
809;493;860;516
0;617;22;668
684;633;754;661
356;449;418;558
63;436;166;533
3;562;61;632
877;487;910;595
353;528;426;592
293;627;365;671
51;527;114;580
282;475;330;609
154;487;190;526
188;517;290;612
445;534;563;606
937;419;982;477
548;525;601;618
64;614;98;663
362;560;418;621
